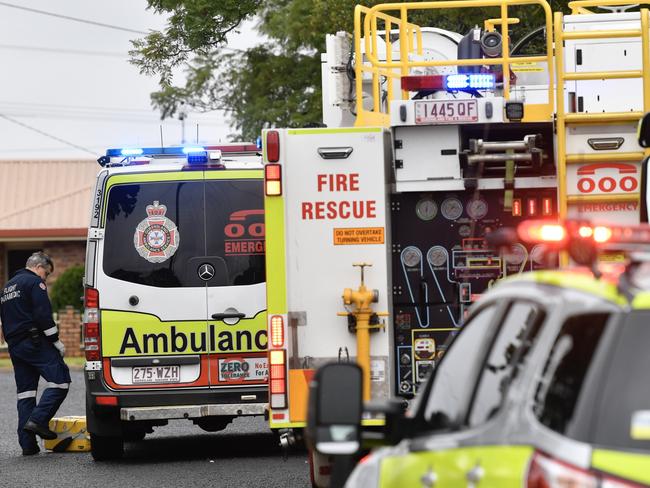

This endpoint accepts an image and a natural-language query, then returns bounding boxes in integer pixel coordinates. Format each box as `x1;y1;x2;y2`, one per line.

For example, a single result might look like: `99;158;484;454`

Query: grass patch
0;356;86;369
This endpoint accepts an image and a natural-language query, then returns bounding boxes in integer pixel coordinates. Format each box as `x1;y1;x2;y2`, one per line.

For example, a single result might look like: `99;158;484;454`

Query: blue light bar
182;146;206;154
106;147;199;158
120;148;143;156
444;74;495;91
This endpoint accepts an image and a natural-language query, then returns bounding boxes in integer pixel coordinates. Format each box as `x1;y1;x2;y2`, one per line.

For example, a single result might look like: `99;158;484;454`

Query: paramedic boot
23;420;57;440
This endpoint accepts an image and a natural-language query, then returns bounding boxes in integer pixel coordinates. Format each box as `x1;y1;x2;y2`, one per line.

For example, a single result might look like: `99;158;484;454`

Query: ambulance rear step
120;403;267;421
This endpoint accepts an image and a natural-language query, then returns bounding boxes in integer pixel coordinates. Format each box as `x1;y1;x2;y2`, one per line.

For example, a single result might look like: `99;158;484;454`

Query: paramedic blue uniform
0;269;71;452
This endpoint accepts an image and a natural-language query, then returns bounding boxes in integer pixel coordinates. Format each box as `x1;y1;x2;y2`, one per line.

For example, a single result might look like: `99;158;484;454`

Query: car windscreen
103;179;264;288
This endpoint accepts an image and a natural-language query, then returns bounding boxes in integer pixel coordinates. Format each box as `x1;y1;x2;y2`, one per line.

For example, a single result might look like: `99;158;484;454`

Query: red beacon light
518;220;567;244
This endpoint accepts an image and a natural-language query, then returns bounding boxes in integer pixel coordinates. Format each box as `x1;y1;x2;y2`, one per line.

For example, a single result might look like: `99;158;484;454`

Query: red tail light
270;315;284;348
269;349;287;409
512;198;522;217
85;287;99;308
266;130;280;162
542;197;553;216
83;287;101;361
265;163;282;196
527;451;643;488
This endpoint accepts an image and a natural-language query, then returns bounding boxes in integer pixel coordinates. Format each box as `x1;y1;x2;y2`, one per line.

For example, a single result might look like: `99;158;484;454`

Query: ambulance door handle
317;147;353;159
466;462;484;487
211;312;245;321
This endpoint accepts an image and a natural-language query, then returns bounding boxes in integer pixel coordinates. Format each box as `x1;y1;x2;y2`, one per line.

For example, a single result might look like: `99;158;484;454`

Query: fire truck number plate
132;365;180;384
414;99;478;124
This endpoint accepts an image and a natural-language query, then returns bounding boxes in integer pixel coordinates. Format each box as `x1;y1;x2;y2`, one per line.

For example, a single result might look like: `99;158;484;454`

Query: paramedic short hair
26;252;54;272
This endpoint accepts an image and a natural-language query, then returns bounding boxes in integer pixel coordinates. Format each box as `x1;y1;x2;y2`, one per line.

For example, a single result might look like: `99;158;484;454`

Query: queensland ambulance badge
133;201;180;263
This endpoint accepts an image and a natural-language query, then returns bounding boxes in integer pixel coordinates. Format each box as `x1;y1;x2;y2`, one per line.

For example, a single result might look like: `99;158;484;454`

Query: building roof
0;160;98;240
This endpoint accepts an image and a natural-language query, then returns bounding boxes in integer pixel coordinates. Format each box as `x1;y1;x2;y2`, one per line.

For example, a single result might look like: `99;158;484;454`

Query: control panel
391;188;557;396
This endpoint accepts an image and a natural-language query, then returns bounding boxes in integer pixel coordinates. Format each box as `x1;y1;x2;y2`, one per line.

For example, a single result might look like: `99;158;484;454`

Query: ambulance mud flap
120;403;267;421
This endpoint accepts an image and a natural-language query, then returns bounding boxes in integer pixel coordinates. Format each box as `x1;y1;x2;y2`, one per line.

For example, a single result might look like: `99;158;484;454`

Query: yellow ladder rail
554;8;650;227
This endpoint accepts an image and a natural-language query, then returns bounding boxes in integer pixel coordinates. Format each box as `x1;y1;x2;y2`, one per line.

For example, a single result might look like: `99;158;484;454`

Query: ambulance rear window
103;179;264;288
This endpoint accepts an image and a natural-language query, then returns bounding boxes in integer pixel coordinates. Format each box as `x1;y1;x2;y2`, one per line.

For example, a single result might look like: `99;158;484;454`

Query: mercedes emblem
198;263;215;281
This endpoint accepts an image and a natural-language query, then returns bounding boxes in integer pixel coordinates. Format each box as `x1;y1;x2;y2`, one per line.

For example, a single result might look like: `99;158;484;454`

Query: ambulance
83;145;268;460
261;0;650;484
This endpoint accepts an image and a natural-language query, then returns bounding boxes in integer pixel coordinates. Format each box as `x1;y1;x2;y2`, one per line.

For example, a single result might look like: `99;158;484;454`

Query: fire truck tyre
122;429;146;442
90;433;124;461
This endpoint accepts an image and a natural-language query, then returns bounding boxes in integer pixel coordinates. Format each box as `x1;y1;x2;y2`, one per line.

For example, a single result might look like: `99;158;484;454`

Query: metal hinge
88;228;104;240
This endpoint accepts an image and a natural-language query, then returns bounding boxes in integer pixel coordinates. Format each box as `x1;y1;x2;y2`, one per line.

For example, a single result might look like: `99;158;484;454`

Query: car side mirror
306;363;363;456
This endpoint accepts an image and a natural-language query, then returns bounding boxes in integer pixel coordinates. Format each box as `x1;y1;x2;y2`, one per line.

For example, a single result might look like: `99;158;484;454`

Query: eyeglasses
39;265;52;278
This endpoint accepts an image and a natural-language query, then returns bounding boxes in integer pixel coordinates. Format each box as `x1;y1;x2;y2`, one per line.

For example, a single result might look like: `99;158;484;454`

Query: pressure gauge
401;246;422;267
466;198;488;220
458;225;472;238
427;246;448;267
441;197;463;221
505;244;527;266
416;197;438;221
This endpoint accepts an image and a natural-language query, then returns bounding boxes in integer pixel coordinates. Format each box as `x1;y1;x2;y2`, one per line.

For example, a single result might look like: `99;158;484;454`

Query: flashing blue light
182;146;205;154
120;148;144;156
444;74;495;91
256;136;262;150
187;151;208;165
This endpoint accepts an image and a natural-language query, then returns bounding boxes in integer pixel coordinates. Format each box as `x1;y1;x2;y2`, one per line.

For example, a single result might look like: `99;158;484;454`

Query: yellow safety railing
554;6;650;225
353;0;554;127
569;0;647;14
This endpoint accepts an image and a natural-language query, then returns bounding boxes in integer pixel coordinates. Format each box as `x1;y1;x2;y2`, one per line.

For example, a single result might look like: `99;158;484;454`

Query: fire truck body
263;4;650;480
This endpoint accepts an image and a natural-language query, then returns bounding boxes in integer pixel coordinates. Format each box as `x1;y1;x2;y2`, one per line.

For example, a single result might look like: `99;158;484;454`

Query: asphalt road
0;369;311;488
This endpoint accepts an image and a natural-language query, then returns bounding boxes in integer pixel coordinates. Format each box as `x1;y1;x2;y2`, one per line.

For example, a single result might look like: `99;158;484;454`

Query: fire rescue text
301;173;377;220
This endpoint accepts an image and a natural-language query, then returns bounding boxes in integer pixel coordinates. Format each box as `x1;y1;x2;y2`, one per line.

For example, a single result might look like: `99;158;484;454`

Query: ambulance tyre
90;433;124;461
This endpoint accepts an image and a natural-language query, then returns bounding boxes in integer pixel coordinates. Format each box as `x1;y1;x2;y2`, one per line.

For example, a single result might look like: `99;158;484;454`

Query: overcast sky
0;0;258;160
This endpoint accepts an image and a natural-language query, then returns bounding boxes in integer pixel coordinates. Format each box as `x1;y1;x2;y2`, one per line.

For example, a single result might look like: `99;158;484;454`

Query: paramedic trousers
9;337;71;451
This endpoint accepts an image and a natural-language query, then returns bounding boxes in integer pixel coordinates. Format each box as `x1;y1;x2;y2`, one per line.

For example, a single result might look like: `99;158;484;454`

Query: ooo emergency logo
133;201;180;263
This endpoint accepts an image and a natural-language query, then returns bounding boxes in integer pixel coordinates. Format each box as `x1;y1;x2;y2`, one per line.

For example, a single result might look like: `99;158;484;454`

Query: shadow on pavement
119;432;298;463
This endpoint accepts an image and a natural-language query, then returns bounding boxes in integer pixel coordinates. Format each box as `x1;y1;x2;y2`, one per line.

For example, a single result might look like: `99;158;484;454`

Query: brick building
0;160;98;356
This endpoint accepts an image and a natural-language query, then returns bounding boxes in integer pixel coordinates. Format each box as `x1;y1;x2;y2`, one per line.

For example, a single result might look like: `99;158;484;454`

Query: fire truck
260;0;650;485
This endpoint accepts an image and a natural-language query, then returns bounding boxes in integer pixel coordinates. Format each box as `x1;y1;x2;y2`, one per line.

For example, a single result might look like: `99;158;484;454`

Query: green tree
50;266;84;312
131;0;563;140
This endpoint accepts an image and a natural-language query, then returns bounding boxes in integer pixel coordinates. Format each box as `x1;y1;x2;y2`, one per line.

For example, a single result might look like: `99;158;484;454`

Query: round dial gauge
416;197;438;221
441;197;463;221
505;244;527;266
458;224;472;238
401;246;422;267
530;244;546;265
427;246;448;267
466;198;488;220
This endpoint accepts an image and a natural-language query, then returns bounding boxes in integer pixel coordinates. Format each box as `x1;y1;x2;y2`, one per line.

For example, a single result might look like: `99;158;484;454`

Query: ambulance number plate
414;99;478;124
132;365;180;384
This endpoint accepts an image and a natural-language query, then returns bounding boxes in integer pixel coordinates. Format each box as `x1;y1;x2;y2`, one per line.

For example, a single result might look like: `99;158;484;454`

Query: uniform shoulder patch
39;282;47;290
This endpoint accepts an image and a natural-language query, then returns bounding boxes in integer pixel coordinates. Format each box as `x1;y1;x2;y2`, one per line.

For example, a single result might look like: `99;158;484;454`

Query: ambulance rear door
96;168;266;392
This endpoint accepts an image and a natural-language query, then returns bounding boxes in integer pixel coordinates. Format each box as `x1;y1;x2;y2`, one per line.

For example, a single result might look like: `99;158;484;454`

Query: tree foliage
131;0;567;140
50;265;84;312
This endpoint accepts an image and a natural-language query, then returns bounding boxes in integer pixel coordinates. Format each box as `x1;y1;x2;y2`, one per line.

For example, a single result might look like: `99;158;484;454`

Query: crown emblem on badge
133;200;180;263
145;201;167;217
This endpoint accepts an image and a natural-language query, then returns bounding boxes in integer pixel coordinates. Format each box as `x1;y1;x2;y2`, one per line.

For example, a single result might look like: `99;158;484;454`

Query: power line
0;1;148;35
0;43;126;58
0;2;248;53
0;113;96;156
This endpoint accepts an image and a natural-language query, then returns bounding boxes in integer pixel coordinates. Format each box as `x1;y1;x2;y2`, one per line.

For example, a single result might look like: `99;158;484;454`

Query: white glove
53;340;65;357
